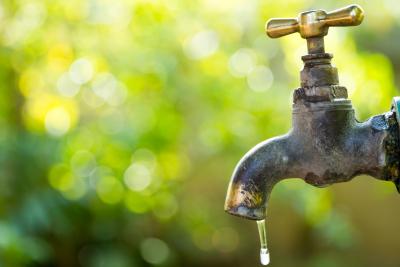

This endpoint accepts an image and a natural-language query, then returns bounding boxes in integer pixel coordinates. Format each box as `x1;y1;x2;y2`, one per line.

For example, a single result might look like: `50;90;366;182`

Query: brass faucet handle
266;18;299;39
266;4;364;39
325;4;364;28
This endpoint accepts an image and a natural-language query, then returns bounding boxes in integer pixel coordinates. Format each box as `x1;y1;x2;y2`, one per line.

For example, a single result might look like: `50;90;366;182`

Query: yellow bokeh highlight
47;43;74;73
23;94;79;135
19;69;44;97
200;52;228;77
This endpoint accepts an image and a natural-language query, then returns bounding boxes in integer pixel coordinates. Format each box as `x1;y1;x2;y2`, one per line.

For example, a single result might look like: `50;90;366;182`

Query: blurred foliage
0;0;400;266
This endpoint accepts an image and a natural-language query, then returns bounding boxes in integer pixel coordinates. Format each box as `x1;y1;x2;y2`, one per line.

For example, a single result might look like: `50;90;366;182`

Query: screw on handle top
265;4;364;54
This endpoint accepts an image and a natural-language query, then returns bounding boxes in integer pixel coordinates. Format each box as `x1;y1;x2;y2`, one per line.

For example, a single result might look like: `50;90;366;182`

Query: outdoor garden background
1;0;400;266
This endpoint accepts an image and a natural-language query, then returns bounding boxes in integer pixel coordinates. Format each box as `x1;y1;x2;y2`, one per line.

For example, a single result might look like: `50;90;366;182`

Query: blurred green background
1;0;400;266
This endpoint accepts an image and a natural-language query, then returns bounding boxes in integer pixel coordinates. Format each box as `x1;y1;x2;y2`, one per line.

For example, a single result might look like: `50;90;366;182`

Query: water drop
260;248;270;265
257;219;270;265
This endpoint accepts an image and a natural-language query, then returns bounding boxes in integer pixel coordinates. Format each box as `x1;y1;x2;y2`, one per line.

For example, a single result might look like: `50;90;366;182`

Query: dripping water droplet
257;219;270;265
260;248;270;265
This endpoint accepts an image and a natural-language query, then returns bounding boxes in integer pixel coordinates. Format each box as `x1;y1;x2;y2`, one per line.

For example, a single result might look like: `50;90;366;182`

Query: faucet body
225;99;400;220
225;52;400;220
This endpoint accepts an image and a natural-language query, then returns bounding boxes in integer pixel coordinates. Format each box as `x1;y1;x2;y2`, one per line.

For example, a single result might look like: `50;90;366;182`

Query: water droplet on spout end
260;248;270;265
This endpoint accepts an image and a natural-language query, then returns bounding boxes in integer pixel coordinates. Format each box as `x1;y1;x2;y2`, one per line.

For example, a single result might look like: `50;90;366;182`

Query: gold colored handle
325;5;364;27
266;4;364;39
266;18;299;38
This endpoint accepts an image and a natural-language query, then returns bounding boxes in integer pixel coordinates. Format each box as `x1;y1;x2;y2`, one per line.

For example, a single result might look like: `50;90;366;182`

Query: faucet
224;4;400;222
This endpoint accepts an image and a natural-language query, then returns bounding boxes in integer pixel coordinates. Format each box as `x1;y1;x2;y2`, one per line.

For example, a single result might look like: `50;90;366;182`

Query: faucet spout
224;134;294;220
225;99;400;221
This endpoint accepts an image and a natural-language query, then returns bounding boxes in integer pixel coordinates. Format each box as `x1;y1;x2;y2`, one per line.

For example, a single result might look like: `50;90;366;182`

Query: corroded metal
225;4;400;221
225;101;400;220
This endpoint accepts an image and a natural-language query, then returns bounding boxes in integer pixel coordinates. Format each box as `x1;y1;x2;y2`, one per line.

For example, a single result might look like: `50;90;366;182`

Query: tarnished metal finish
392;97;400;131
225;4;400;221
225;100;400;220
300;53;338;88
294;85;348;103
388;100;400;191
296;53;347;102
225;135;290;220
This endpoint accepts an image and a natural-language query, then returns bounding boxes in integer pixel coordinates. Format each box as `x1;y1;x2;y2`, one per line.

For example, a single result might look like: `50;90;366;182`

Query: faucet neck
306;37;325;54
293;53;348;103
301;53;337;86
